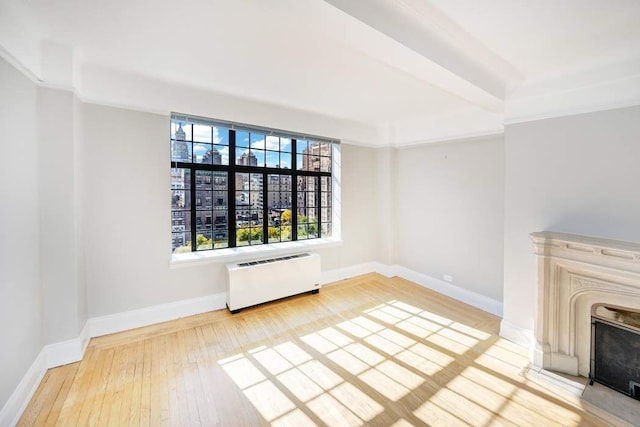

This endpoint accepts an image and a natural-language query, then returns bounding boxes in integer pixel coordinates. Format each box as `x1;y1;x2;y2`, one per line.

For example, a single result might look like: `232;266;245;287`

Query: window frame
170;113;336;255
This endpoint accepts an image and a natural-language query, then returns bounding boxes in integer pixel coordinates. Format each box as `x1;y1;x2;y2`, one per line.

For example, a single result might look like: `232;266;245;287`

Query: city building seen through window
170;114;335;253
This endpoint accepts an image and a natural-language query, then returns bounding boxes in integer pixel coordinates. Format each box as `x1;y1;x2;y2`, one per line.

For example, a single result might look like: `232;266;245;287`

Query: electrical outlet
443;274;453;283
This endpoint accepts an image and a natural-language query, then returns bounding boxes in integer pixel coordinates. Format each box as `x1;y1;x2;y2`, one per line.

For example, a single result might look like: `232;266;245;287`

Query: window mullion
190;163;197;252
228;130;237;248
262;172;268;244
291;139;298;241
317;175;322;239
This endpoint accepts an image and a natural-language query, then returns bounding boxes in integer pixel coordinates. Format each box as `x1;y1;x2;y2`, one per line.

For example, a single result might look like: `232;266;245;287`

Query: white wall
38;87;84;343
83;103;379;317
503;106;640;334
316;143;379;270
396;137;505;301
83;104;222;317
0;57;43;411
74;97;88;332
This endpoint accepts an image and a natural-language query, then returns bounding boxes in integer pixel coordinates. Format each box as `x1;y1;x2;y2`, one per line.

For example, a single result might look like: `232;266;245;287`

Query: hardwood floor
19;274;614;426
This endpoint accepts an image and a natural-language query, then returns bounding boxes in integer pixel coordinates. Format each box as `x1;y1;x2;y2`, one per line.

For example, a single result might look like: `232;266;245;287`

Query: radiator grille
237;253;309;267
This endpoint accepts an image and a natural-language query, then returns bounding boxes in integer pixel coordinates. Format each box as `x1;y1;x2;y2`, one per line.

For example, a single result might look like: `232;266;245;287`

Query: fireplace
591;304;640;399
530;231;640;377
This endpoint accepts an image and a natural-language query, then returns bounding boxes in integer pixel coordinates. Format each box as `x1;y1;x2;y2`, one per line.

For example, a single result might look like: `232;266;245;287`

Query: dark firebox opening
591;305;640;400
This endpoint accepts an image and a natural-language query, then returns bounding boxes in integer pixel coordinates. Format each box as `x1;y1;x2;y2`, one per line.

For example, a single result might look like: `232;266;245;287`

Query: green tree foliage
281;209;292;225
237;228;250;241
174;243;192;254
236;228;263;242
251;228;262;241
196;233;212;250
268;226;280;238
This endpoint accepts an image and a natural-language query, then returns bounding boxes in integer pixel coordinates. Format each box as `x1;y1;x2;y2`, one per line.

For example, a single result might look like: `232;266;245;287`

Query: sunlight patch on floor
217;299;592;426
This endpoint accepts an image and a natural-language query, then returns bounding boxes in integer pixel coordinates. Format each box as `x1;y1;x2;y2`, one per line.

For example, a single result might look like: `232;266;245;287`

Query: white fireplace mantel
531;231;640;376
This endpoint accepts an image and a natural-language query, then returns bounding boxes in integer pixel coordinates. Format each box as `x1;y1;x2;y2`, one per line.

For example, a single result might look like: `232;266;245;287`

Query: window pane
297;175;308;191
236;226;249;246
172;232;192;253
236;172;249;190
236;192;250;212
172;122;192;141
213;171;228;189
251;149;265;167
172;190;190;210
296;153;304;170
321;207;331;223
250;210;263;226
297;208;308;223
249;227;263;245
193;143;212;164
319;141;332;156
297;140;308;154
321;191;331;207
195;170;212;189
307;220;319;239
320;157;331;173
281;225;292;242
196;190;212;210
321;176;331;192
213;211;228;229
297;224;308;240
236;131;250;148
307;191;316;207
265;135;279;151
250;133;265;150
193;124;212;143
196;231;213;251
280;152;291;169
237;148;258;166
267;174;280;192
214;228;228;248
171;140;192;162
266;151;279;168
321;223;332;238
213;191;227;209
268;225;281;243
171;210;190;232
213;127;229;146
171;168;190;189
309;155;321;171
196;211;212;231
280;138;292;153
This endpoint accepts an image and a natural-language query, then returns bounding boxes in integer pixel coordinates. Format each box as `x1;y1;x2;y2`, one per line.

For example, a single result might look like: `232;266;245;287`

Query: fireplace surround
530;231;640;377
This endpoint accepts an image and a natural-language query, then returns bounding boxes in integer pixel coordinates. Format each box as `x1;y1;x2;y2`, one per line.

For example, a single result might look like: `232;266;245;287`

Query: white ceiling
1;0;639;146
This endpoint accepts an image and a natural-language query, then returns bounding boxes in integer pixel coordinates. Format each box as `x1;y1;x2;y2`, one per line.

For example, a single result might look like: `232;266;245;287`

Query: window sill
169;237;343;268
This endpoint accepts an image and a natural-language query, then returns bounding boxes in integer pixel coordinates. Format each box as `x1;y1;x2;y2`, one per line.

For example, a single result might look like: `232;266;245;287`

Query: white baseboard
320;262;379;285
500;319;535;349
391;265;504;317
321;262;503;318
0;348;47;427
89;292;227;338
371;262;396;278
45;321;91;369
3;262;507;426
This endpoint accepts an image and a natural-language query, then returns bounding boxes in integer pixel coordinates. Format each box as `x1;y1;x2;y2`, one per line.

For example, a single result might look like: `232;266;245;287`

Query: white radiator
225;253;321;312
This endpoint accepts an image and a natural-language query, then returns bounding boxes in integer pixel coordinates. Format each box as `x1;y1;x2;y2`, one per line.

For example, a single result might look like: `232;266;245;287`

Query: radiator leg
227;303;241;315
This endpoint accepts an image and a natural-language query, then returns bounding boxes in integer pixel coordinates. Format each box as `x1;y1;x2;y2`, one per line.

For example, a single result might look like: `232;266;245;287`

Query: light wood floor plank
19;274;621;426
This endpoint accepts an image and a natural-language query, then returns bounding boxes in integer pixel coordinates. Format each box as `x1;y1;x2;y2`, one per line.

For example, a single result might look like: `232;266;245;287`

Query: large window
170;114;335;253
